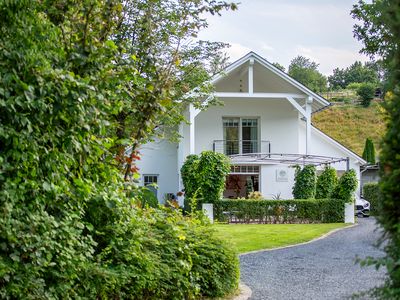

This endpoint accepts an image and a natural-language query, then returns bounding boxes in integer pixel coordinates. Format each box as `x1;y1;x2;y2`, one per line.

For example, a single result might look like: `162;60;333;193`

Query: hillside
312;101;386;157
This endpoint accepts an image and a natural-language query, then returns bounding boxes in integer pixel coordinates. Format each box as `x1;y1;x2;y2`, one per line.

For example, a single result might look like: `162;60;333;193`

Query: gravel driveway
240;218;386;300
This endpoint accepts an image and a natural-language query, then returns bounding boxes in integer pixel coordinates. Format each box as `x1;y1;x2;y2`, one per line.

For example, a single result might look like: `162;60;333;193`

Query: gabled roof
211;51;331;114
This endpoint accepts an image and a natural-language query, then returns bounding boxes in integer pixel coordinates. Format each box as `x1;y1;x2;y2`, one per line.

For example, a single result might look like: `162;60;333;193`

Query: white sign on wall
276;169;288;182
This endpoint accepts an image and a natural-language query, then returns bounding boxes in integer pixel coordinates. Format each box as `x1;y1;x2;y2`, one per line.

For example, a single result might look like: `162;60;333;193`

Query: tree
272;62;286;72
357;82;376;107
292;165;317;199
352;0;400;297
328;67;348;89
362;138;377;164
288;56;327;93
328;61;380;90
108;0;237;179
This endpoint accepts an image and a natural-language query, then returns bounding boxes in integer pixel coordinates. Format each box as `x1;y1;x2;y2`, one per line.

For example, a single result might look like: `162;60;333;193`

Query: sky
197;0;371;76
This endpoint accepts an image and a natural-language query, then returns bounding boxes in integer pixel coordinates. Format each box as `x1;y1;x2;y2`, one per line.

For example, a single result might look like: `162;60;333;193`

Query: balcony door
223;118;258;155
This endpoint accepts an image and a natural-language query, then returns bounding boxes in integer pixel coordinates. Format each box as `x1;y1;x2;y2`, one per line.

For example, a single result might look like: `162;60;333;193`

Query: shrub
83;199;240;299
181;151;230;208
248;191;263;200
347;82;363;90
357;82;375;107
214;198;346;224
316;166;338;199
331;169;358;202
363;182;381;214
292;165;317;199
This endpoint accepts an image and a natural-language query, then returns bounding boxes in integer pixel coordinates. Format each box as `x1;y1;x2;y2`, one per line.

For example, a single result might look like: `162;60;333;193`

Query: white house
136;52;366;204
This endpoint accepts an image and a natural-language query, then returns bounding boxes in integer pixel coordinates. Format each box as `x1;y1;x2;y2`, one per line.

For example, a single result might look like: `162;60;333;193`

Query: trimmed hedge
363;182;381;214
214;198;346;224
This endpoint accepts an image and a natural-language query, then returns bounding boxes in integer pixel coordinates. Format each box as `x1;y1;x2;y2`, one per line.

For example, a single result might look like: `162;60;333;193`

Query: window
144;175;158;197
223;117;259;155
230;165;260;174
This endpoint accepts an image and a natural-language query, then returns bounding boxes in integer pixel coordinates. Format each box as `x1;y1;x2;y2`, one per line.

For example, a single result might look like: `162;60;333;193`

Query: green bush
292;165;317;199
331;169;358;202
316;166;338;199
181;151;230;210
357;82;375;107
363;182;381;214
214;198;346;224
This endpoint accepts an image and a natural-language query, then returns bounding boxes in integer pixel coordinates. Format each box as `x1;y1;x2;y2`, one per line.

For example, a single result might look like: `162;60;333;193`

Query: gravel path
240;218;386;300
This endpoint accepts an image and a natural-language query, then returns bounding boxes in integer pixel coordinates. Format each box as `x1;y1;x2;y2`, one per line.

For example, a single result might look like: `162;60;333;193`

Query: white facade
136;52;366;203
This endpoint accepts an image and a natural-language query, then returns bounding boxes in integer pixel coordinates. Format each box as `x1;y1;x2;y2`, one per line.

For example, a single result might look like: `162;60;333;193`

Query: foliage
357;82;376;107
331;169;358;203
362;138;376;164
181;151;231;208
292;165;317;199
288;56;327;93
181;154;200;200
312;102;385;156
84;202;239;299
328;61;380;90
347;82;364;91
272;62;286;72
363;182;382;215
132;186;160;208
316;166;338;199
214;223;348;254
248;191;263;200
352;1;400;296
0;1;239;298
214;198;346;224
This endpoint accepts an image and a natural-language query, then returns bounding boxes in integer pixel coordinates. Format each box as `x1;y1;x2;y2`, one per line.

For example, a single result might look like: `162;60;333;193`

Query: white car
355;196;370;217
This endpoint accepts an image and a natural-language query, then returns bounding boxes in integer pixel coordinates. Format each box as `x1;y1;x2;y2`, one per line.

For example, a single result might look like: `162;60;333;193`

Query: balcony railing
213;140;271;155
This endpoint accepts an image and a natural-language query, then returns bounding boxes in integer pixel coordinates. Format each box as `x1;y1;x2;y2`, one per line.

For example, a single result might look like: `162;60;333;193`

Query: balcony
213;140;271;156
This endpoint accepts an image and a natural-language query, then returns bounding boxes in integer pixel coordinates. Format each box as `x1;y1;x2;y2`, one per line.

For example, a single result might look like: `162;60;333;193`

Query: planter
344;202;355;223
202;203;214;224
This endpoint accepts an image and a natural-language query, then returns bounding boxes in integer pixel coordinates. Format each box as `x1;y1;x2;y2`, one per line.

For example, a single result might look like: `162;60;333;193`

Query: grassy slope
213;223;348;254
312;101;386;156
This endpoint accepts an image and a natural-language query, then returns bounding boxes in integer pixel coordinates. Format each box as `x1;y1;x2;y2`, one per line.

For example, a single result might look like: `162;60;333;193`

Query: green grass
213;223;349;254
313;101;385;156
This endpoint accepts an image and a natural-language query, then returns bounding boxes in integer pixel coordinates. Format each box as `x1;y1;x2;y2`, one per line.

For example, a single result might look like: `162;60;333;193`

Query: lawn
213;223;349;254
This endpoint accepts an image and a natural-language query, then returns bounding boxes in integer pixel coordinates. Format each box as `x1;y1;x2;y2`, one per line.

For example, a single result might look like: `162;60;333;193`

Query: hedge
363;182;381;214
214;198;346;224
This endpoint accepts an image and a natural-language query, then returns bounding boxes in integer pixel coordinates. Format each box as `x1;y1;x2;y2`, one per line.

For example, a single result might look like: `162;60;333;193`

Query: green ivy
331;169;358;202
181;151;230;209
292;165;317;199
316;166;338;199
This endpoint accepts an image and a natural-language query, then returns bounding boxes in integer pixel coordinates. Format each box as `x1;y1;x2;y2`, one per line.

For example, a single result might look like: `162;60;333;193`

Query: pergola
229;153;350;170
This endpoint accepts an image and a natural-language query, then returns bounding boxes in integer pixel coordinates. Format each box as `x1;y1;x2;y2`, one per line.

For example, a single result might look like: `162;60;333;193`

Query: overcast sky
197;0;371;76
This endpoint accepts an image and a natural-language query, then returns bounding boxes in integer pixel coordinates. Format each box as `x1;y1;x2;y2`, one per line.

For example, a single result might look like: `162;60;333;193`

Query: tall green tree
288;56;327;93
362;138;377;164
352;0;400;297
